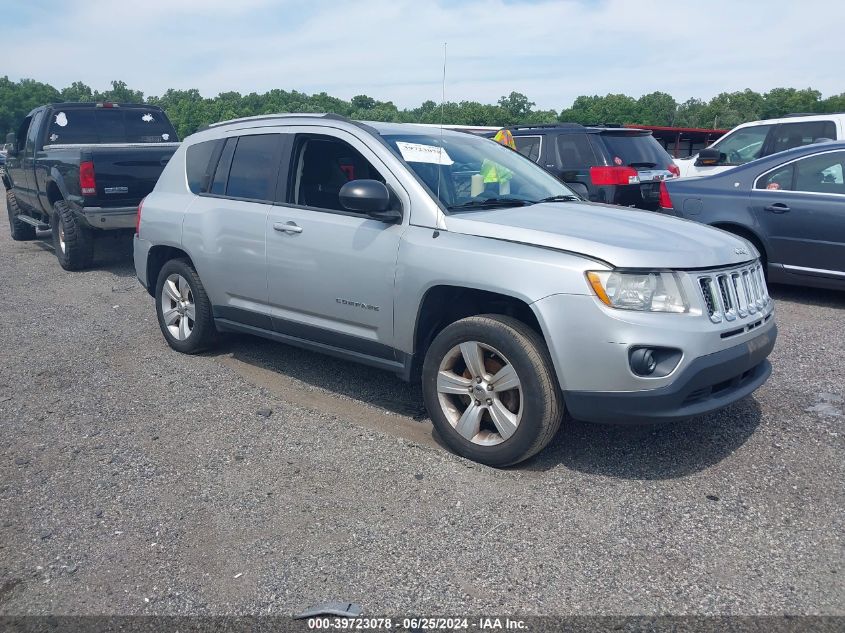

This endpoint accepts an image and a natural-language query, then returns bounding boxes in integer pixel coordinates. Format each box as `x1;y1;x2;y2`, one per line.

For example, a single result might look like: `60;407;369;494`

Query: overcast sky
5;0;842;109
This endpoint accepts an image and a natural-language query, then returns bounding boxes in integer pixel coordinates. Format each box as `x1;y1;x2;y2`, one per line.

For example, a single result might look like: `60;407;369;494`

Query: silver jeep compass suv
134;114;776;467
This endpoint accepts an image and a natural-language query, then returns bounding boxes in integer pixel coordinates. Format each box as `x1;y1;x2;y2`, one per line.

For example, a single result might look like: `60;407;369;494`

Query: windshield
45;108;178;145
382;132;577;211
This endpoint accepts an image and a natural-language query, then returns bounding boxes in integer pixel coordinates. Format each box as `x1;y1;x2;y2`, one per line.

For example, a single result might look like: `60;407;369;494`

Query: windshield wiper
532;194;582;203
447;198;533;211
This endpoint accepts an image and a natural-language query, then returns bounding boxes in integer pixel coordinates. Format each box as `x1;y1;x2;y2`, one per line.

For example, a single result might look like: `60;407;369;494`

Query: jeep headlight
586;271;689;313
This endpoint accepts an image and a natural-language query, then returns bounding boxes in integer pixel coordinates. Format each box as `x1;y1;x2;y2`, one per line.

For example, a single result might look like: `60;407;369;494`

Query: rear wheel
155;258;217;354
422;315;563;467
51;200;93;270
6;190;36;241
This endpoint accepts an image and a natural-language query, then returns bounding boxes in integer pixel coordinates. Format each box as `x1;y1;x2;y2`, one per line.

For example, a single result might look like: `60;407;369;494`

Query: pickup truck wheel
6;191;36;241
51;201;93;270
155;259;217;354
422;315;563;467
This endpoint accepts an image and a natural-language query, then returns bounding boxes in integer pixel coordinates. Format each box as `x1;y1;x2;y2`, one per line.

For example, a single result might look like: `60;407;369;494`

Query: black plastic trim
565;324;777;425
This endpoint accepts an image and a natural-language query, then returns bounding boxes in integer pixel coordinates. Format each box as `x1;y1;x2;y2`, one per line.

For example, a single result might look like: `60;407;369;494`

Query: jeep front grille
698;263;770;323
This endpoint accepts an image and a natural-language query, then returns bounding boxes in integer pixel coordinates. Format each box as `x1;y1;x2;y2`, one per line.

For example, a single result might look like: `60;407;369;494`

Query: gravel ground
0;193;842;617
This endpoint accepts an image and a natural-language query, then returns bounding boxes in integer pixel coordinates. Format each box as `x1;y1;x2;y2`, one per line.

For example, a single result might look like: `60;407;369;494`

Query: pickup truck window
26;111;45;154
45;108;178;145
383;132;574;210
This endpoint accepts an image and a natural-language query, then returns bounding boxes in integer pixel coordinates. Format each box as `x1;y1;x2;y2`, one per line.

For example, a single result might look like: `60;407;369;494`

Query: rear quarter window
186;139;223;194
597;133;671;168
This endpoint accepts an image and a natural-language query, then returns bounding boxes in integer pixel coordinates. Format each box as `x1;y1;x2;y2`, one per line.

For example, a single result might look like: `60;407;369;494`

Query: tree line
2;77;843;140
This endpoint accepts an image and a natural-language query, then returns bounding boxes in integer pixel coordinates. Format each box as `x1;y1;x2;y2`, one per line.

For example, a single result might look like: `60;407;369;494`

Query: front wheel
422;315;563;467
154;259;217;354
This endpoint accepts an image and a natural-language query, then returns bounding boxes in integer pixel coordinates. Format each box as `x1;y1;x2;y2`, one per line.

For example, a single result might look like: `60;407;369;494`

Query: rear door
184;132;285;327
762;120;837;157
751;149;845;278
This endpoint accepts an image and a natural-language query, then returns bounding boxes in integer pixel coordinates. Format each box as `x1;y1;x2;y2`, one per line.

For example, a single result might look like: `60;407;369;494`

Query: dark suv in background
494;124;679;210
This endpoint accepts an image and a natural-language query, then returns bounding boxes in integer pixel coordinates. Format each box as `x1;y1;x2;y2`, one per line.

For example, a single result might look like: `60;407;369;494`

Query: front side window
514;136;541;162
290;135;385;212
711;125;773;164
382;132;576;210
25;111;44;153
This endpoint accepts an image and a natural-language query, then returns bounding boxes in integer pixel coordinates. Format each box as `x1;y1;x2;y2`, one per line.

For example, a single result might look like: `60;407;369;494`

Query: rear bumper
564;324;777;424
78;206;137;230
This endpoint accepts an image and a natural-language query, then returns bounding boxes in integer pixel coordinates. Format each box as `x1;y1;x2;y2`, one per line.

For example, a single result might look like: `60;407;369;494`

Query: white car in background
675;113;845;178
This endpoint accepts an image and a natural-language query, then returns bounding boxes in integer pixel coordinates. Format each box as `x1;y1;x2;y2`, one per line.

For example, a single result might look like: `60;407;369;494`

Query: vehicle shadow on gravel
212;333;763;480
32;230;136;277
523;398;763;479
769;283;845;309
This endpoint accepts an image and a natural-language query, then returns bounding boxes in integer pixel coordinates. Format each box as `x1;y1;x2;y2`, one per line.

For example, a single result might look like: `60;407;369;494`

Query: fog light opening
630;348;657;376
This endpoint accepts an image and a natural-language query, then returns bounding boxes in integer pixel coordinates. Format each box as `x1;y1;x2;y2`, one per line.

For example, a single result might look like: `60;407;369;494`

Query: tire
51;200;93;270
6;190;36;241
154;258;217;354
422;314;563;467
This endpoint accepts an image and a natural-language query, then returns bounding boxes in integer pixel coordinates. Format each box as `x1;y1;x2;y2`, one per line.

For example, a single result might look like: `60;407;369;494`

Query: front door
266;128;407;361
751;149;845;277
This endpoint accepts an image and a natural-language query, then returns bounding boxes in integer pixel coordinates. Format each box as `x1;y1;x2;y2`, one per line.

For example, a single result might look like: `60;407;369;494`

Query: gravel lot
0;193;842;617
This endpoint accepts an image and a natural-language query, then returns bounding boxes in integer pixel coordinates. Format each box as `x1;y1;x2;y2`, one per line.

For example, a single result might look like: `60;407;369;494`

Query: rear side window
514;136;541;162
556;133;596;170
597;133;670;168
45;108;178;145
225;134;283;202
767;121;837;155
186;139;222;194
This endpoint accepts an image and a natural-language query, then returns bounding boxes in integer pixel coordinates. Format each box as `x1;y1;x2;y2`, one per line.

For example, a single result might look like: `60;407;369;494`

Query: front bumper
78;205;137;230
564;324;776;424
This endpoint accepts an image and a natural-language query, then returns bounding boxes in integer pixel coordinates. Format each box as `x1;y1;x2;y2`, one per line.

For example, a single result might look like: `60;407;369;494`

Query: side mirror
5;133;17;157
339;179;401;222
695;148;724;167
565;182;589;199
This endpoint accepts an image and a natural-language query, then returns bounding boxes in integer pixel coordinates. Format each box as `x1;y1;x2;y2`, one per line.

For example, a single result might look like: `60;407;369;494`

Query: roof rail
508;123;584;131
205;112;350;128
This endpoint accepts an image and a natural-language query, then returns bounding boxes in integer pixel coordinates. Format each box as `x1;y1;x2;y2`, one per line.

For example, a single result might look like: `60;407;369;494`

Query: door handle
764;203;790;214
273;221;303;234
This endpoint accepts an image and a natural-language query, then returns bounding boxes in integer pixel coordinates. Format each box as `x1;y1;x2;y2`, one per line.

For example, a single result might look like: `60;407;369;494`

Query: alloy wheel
436;341;523;446
160;273;196;341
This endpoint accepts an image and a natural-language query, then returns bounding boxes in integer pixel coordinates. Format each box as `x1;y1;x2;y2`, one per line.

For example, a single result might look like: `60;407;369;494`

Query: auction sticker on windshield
396;141;454;165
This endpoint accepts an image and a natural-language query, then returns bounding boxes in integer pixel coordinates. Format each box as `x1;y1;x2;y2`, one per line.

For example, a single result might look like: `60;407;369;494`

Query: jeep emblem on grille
735;247;748;255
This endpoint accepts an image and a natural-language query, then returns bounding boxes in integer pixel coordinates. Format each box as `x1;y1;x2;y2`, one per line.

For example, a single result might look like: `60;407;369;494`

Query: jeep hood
444;201;755;269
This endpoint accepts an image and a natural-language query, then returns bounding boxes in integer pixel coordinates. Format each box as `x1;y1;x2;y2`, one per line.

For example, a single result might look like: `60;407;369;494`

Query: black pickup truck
2;102;179;270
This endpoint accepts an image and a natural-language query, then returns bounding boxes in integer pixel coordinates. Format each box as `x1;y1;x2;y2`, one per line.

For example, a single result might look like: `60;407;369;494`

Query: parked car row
129;113;776;466
15;102;845;465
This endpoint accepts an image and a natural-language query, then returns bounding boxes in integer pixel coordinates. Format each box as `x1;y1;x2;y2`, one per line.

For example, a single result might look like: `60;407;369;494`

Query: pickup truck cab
135;115;777;466
3;102;179;269
675;113;845;178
